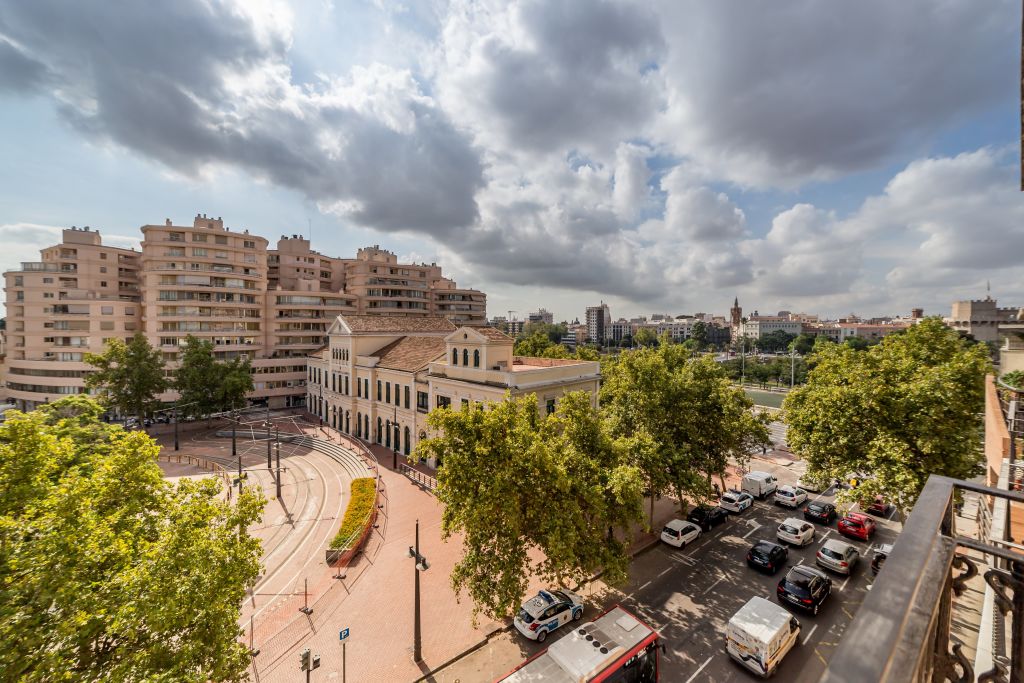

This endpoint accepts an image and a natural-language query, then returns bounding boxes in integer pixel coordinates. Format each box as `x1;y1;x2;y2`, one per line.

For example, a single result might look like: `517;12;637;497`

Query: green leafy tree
521;322;567;344
513;330;558;357
691;321;708;349
844;336;871;351
784;317;991;518
85;332;169;425
216;356;255;411
175;336;221;417
0;398;264;681
790;333;816;355
634;327;657;348
1003;370;1024;391
574;345;601;361
418;393;644;620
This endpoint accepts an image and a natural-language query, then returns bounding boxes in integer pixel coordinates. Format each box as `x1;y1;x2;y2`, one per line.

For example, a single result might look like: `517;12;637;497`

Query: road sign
339;627;350;641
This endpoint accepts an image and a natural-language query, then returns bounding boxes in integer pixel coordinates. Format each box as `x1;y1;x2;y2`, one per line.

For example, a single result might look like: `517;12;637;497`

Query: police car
513;589;585;643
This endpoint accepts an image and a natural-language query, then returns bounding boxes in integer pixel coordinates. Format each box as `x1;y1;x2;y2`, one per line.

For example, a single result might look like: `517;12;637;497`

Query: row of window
451;347;481;367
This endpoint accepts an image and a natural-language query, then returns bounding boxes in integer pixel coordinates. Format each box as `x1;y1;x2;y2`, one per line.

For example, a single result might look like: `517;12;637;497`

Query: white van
741;471;778;500
726;596;801;678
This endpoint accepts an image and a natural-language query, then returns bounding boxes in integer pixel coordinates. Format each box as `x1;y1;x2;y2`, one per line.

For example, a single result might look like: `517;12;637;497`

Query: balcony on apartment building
821;378;1024;683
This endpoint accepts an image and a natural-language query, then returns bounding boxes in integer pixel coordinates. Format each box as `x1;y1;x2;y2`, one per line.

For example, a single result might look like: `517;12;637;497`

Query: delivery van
726;596;801;678
741;471;779;500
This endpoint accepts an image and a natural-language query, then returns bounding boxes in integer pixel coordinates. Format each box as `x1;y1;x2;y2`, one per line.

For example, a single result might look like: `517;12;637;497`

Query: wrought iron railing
399;463;437;493
820;475;1024;683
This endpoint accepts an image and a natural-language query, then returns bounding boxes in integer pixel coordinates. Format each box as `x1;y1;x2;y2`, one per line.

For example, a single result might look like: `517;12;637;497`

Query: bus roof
499;606;656;682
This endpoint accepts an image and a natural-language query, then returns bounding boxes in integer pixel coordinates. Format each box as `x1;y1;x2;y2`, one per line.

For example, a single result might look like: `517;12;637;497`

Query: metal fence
399;463;438;493
819;475;1024;683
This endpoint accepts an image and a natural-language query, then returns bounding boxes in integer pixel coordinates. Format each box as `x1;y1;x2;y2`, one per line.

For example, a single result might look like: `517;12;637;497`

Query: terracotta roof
341;314;457;334
374;336;448;372
476;326;515;343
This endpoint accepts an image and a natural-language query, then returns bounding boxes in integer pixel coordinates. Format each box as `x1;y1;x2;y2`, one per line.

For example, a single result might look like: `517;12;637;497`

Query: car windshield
517;608;534;624
846;520;863;528
821;547;843;560
779;490;793;497
786;570;813;588
662;526;678;536
722;495;736;503
552;590;570;603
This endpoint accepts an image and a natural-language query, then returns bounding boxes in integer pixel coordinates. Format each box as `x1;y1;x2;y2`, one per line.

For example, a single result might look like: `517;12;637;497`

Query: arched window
473;349;480;367
377;417;382;443
377;380;382;401
385;420;391;448
463;348;469;366
452;348;458;365
345;410;350;434
356;412;362;437
404;426;411;456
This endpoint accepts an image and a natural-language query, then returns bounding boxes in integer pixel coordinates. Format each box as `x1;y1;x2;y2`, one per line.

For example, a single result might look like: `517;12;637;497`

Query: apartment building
586;303;611;343
3;215;486;411
306;314;600;467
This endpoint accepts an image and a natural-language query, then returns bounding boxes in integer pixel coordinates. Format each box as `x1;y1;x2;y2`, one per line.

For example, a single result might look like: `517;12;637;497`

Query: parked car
719;491;754;514
777;565;832;616
777;517;815;547
687;505;729;531
774;485;808;509
513;589;585;643
660;519;702;548
838;512;876;541
871;544;894;575
798;473;830;493
747;540;789;574
803;501;837;525
867;496;892;516
742;471;779;500
726;597;801;678
816;539;860;575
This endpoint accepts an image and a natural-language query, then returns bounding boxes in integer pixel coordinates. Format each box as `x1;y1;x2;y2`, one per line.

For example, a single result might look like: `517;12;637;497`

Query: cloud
655;0;1016;186
0;0;483;233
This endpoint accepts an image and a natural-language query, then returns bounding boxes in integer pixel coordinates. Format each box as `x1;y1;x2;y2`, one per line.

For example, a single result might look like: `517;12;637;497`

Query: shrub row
329;477;377;551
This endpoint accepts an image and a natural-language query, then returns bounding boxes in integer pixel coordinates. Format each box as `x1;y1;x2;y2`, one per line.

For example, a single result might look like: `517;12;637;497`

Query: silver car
816;539;860;575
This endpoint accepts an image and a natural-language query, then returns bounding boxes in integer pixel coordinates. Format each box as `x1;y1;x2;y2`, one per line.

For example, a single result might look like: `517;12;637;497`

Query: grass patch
329;477;377;551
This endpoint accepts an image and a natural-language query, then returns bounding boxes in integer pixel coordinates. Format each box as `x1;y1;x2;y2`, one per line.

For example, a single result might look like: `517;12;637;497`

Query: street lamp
393;406;399;470
408;519;429;663
173;402;179;451
790;347;797;389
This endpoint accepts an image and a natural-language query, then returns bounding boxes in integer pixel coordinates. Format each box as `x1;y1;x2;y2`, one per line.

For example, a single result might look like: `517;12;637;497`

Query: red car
837;512;876;541
867;496;891;516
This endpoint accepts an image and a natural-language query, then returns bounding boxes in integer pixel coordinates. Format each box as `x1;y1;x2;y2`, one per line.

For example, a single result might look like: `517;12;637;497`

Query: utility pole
275;439;282;500
232;419;237;457
266;420;273;469
408;519;429;663
173;403;179;451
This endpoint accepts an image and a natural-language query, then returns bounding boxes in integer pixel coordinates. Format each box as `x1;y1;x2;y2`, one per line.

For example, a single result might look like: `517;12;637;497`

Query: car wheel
537;629;547;643
573;608;583;621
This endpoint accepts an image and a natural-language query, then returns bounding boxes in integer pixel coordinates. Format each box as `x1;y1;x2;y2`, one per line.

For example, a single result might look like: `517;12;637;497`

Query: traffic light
312;653;321;670
300;649;310;671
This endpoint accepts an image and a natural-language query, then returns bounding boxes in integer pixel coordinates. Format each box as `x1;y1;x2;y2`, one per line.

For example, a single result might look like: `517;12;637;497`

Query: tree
85;332;169;425
574;345;600;361
784;317;991;519
513;330;559;357
418;393;644;620
521;322;567;344
0;398;263;681
844;336;871;351
175;336;221;417
691;321;708;349
1002;370;1024;391
634;327;657;348
758;330;796;353
790;333;816;355
216;356;255;411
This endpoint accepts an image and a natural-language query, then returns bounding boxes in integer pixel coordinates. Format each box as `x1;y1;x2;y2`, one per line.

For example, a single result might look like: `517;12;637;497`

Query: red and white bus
497;605;661;683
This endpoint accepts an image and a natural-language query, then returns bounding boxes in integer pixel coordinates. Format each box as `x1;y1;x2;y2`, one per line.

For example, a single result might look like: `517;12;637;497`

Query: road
431;458;901;683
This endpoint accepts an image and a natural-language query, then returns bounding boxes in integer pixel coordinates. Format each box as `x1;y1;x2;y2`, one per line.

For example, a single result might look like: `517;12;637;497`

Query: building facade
947;297;1020;343
586;303;612;344
306;315;601;467
2;215;486;411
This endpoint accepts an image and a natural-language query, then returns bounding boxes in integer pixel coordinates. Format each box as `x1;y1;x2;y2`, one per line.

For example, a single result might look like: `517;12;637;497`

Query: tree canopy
418;393;644;620
175;336;254;416
784;317;991;517
633;327;657;347
0;397;263;681
84;332;169;423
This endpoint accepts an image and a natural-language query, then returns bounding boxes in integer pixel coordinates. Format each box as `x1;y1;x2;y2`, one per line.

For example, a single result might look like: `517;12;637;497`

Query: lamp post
408;519;429;663
790;348;797;389
393;406;399;470
173;403;179;451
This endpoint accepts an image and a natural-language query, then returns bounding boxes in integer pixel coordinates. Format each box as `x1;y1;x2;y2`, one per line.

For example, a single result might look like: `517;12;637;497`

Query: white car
513;589;585;643
719;491;754;513
774;485;808;508
816;539;860;575
660;519;702;548
777;517;815;547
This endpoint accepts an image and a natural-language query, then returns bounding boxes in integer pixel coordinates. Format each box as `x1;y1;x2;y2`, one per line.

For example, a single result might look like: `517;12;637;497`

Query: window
452;348;458;365
125;307;135;315
344;375;349;395
377;380;382;401
244;240;256;249
356;377;361;397
99;267;107;273
462;349;469;366
43;292;53;298
192;248;207;257
192;233;208;242
436;395;451;409
461;398;469;408
43;277;52;283
215;235;228;245
100;281;107;288
376;417;382;444
386;382;391;403
214;251;228;259
473;349;480;367
100;252;107;260
168;232;185;242
101;306;113;315
13;276;22;286
417;391;429;412
546;398;556;415
404;385;410;409
100;321;114;331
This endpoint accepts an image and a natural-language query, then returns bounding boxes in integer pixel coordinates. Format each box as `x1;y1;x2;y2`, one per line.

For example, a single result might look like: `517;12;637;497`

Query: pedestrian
762;445;767;455
713;481;721;497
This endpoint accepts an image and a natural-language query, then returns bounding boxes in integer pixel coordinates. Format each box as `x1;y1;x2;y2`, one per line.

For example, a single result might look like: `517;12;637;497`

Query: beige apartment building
306;314;601;467
2;215;486;411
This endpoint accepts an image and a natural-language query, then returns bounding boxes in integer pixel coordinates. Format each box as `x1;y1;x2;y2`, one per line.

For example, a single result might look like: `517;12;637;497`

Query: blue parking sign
339;628;350;641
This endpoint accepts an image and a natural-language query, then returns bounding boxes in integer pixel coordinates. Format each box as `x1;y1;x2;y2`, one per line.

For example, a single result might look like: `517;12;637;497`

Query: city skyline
1;1;1022;321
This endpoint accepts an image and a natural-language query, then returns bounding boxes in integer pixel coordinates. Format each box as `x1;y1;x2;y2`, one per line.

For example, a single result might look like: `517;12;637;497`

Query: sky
1;0;1022;323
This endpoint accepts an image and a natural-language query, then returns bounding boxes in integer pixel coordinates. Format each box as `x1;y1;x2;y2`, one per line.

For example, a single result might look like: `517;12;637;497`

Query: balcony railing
821;475;1024;683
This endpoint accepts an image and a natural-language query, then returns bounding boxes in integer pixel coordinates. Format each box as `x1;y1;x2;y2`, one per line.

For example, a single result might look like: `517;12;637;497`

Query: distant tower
730;297;742;330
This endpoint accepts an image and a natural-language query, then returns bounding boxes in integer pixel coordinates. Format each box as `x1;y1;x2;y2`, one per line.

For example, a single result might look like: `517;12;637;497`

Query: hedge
329;477;377;551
